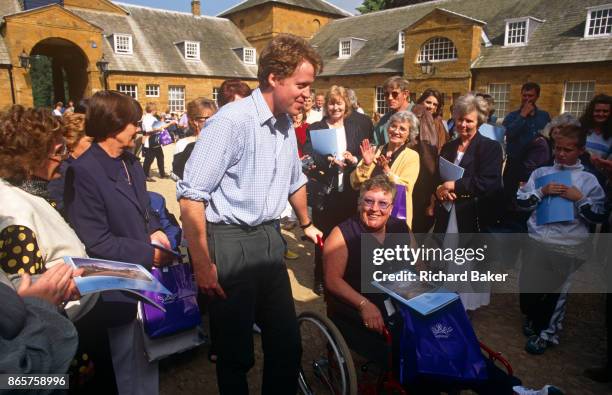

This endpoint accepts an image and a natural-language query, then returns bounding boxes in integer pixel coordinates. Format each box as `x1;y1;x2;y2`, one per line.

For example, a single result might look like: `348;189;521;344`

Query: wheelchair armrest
479;341;513;376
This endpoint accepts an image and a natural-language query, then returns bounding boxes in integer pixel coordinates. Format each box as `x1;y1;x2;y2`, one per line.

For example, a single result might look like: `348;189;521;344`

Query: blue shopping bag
398;299;488;384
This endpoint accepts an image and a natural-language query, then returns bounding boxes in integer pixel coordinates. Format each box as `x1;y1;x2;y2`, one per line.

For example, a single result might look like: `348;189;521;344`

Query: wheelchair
297;297;517;395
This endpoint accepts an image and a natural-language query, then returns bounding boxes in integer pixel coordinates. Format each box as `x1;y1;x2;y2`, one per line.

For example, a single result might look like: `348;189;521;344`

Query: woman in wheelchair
317;176;521;394
323;174;407;333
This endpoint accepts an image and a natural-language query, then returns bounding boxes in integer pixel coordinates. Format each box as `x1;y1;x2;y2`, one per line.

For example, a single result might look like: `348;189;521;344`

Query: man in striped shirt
178;34;323;394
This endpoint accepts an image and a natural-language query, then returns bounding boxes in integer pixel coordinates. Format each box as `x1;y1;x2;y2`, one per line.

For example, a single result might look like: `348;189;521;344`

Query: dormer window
232;47;256;64
504;17;544;46
184;41;200;60
585;4;612;38
398;31;405;53
113;34;133;55
338;37;367;59
339;39;351;58
505;19;527;46
243;48;256;64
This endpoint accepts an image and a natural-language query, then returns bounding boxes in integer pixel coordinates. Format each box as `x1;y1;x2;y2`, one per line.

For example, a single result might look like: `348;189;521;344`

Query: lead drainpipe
8;64;16;104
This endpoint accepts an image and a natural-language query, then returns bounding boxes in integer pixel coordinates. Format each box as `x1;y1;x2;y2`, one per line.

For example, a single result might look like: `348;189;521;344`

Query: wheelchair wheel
297;311;358;395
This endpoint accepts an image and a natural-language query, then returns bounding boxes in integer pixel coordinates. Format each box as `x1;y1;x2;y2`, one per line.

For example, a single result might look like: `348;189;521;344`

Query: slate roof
64;3;257;78
310;0;612;77
218;0;352;18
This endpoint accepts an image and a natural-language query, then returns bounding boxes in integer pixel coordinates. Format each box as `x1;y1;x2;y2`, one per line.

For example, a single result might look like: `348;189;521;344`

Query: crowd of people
1;32;612;394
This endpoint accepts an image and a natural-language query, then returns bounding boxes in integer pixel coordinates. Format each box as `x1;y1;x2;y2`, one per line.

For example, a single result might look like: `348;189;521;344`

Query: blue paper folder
478;124;505;145
309;128;339;159
534;171;574;225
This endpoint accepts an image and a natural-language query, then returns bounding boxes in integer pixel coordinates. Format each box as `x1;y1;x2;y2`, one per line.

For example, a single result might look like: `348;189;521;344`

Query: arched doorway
29;38;88;108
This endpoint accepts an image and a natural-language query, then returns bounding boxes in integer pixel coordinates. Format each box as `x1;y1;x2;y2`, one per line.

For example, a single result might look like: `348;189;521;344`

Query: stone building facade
0;0;610;121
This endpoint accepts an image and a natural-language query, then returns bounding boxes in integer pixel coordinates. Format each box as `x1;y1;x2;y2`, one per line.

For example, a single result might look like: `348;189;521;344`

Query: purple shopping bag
142;263;201;338
390;184;407;221
398;299;488;384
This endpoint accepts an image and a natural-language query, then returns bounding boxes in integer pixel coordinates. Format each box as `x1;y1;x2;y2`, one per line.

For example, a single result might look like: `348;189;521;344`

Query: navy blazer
64;143;161;268
433;132;503;233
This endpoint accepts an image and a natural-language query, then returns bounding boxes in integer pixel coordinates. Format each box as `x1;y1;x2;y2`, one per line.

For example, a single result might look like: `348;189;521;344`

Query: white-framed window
339;39;351;58
417;37;457;63
397;31;405;53
145;84;160;97
562;81;595;117
505;19;528;46
212;87;219;105
584;5;612;37
243;48;256;64
117;84;137;99
113;34;133;55
184;41;200;60
168;86;185;113
375;86;389;115
487;83;510;119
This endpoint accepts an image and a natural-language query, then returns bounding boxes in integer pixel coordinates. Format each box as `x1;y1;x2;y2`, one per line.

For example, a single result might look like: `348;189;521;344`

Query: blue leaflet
534;170;574;225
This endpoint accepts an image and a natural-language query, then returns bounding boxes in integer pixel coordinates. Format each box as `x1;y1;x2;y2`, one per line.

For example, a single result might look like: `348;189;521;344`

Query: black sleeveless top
338;215;409;293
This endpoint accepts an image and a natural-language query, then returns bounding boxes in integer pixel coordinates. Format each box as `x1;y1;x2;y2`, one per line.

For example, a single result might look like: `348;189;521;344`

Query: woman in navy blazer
64;91;173;395
433;94;503;234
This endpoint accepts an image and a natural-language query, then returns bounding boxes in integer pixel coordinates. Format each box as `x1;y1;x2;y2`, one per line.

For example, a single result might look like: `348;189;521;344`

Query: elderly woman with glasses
0;105;99;382
351;111;420;228
324;175;410;333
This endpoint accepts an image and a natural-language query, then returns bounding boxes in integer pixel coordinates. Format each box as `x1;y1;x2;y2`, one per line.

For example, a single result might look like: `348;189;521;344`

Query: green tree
30;56;53;108
357;0;389;14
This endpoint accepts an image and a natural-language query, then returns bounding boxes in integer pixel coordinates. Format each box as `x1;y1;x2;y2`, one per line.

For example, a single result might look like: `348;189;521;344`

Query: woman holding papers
65;91;173;395
0;106;106;388
351;111;420;228
434;94;503;233
303;85;373;294
433;94;503;311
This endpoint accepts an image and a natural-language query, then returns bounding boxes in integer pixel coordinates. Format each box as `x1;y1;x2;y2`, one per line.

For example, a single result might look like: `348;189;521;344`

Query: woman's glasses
362;198;391;211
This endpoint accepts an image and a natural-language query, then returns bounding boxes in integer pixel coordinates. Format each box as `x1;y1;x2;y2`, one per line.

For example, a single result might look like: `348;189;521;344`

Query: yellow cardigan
350;146;420;227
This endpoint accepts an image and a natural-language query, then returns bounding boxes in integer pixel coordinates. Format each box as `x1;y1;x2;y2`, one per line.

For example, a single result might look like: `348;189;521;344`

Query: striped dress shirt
176;88;307;226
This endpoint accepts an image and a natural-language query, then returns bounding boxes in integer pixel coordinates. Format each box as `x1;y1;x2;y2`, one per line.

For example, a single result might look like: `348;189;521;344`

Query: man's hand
541;182;567;196
560;186;583;202
195;261;226;299
520;101;535;118
303;224;323;244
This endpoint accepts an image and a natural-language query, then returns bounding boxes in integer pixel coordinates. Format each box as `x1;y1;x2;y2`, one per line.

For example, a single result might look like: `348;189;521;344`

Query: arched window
313;19;321;29
417;37;457;63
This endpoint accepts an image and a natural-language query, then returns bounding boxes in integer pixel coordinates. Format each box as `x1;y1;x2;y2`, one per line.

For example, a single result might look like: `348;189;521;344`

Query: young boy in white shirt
517;125;607;354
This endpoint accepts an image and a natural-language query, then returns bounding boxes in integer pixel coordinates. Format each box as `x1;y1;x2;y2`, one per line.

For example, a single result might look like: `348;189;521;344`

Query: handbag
159;129;173;146
141;262;201;338
398;299;488;385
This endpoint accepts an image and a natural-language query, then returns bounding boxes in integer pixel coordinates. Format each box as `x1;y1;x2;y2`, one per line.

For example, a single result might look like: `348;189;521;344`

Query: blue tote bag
398;299;488;384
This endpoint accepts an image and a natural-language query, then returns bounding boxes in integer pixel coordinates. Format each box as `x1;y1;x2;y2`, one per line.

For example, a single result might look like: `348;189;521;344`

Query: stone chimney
191;0;201;17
